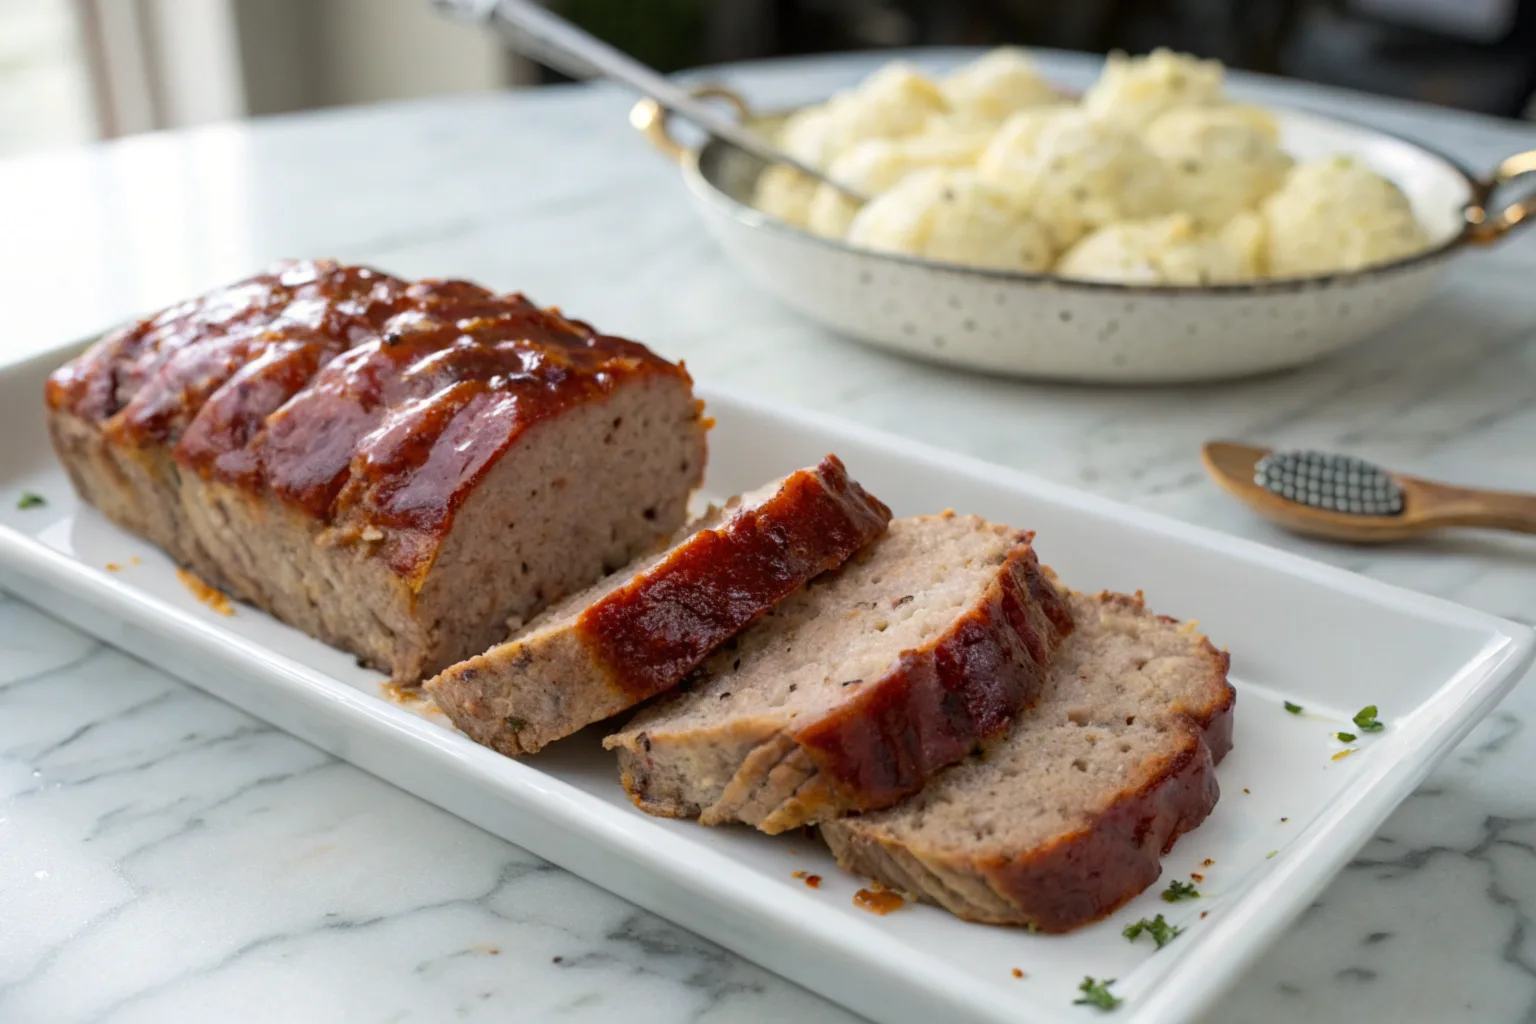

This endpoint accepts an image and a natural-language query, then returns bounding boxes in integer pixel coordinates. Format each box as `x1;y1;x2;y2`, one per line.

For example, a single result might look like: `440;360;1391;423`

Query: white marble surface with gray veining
1;48;1534;1024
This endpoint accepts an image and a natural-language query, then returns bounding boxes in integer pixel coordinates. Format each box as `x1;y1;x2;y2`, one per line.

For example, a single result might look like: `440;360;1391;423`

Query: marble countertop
3;48;1535;1024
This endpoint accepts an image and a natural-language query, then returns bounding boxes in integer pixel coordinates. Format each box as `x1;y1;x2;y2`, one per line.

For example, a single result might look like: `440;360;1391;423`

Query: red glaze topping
983;595;1234;933
791;539;1075;813
175;335;345;488
826;591;1234;933
578;455;893;701
982;721;1220;933
47;260;693;582
47;262;405;438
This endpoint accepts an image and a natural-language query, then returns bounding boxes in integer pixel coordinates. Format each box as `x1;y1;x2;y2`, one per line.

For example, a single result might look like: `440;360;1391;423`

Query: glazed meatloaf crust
45;259;707;681
605;513;1075;834
821;590;1235;932
426;456;892;756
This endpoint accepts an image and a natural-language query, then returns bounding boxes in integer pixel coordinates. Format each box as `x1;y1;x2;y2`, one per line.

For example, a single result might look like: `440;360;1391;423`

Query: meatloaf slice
604;512;1075;834
425;455;892;756
45;260;707;682
820;590;1235;932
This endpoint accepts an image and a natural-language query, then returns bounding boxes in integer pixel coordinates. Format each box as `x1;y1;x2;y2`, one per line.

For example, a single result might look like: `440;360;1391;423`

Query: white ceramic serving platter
1;340;1531;1024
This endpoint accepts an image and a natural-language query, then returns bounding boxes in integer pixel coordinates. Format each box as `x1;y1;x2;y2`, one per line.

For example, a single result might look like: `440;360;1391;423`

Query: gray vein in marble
0;645;101;693
77;853;551;1023
0;601;847;1022
1460;712;1525;768
1356;813;1536;1013
25;689;182;763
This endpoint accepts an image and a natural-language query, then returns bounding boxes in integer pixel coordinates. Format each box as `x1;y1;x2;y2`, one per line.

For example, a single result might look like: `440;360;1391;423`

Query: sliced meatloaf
821;590;1235;932
45;259;707;682
425;455;892;756
604;512;1075;834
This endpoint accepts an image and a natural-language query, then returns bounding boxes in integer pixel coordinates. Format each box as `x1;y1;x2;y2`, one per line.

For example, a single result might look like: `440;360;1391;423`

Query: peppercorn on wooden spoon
1201;441;1536;543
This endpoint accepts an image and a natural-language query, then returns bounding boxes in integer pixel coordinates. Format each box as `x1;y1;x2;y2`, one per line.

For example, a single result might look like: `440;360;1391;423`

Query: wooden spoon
1201;441;1536;543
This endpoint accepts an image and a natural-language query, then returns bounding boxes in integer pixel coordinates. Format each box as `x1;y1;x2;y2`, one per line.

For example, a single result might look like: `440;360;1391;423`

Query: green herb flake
1266;850;1278;859
1161;880;1200;902
1123;914;1184;948
16;491;45;510
1352;705;1385;732
1074;976;1122;1011
1283;701;1303;714
505;716;527;731
1336;731;1357;743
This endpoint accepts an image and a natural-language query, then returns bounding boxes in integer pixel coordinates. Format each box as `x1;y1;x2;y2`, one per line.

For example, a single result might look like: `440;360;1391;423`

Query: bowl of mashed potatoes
633;49;1534;382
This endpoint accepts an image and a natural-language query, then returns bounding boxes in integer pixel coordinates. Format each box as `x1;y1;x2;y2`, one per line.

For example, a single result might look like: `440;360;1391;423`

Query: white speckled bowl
634;89;1534;383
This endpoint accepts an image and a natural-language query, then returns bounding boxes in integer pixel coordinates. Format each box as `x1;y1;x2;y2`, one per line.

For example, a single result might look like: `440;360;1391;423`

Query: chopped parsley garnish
1161;880;1200;902
1123;914;1183;948
1266;850;1278;859
16;491;45;510
1283;701;1303;714
1074;976;1122;1011
1336;731;1357;743
1352;705;1385;732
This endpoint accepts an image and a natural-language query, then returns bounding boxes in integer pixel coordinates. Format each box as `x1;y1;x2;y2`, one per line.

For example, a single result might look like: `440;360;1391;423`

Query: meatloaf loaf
427;455;891;756
821;589;1235;932
605;512;1076;834
45;259;707;681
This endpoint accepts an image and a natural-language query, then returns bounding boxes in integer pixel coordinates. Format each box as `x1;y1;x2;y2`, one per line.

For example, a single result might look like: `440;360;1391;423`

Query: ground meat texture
604;513;1075;834
425;456;891;756
45;259;708;682
821;590;1235;932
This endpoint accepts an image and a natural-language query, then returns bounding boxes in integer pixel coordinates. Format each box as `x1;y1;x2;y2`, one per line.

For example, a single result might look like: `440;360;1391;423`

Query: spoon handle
436;0;861;198
1410;479;1536;535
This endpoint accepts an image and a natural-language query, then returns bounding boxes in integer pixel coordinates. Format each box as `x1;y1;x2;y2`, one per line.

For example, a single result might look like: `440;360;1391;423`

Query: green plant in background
554;0;706;73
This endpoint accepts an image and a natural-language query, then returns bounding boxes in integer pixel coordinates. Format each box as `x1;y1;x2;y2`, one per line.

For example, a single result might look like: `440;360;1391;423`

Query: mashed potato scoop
1261;156;1430;277
847;169;1055;272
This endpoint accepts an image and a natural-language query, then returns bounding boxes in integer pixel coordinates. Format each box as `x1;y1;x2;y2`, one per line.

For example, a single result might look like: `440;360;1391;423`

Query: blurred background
5;0;1536;159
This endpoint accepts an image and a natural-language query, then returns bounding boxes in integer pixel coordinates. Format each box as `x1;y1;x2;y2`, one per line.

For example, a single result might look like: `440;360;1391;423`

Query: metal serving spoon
433;0;868;202
1202;441;1536;543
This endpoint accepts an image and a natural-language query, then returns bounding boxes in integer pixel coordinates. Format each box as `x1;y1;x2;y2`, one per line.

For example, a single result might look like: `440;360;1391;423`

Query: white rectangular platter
1;340;1531;1024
